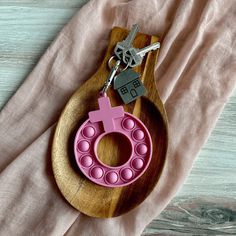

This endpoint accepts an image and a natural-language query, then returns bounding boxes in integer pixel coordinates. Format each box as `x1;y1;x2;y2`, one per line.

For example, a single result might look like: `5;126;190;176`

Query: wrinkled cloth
0;0;235;235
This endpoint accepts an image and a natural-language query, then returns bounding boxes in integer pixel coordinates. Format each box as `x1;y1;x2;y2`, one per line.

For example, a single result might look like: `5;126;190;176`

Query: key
114;24;139;62
124;42;160;67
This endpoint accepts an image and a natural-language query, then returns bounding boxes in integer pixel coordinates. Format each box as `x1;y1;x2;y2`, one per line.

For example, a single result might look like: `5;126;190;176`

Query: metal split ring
108;56;129;72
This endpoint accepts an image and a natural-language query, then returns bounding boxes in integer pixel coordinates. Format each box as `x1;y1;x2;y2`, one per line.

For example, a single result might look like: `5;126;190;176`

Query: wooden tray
52;26;168;218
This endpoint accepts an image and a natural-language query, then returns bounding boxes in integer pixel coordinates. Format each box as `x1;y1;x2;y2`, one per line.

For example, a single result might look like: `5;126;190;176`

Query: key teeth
131;24;139;32
154;42;161;49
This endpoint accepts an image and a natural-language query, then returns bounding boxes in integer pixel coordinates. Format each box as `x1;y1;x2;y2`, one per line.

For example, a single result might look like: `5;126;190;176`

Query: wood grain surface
0;1;235;234
52;27;168;218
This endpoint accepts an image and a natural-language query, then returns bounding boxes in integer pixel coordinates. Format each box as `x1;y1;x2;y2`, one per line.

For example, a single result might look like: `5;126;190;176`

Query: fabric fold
0;0;235;235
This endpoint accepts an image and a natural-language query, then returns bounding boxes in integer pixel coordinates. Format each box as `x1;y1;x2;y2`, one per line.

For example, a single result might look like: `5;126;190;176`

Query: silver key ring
108;56;129;72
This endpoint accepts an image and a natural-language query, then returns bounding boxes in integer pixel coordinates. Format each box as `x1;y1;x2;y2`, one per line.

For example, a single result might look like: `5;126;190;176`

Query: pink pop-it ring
74;95;153;187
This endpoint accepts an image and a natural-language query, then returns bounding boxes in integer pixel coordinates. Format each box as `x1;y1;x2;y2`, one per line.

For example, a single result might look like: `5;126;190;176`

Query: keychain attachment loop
101;59;121;96
108;56;129;72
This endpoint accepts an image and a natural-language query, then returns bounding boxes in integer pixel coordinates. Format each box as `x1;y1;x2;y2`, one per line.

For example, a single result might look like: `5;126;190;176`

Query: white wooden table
0;1;235;235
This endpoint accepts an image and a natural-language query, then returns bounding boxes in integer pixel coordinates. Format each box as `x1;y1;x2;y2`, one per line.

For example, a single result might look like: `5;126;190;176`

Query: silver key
114;24;139;62
125;42;160;67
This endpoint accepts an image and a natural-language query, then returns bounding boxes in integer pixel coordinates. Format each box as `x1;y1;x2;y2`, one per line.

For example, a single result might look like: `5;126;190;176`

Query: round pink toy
74;95;153;187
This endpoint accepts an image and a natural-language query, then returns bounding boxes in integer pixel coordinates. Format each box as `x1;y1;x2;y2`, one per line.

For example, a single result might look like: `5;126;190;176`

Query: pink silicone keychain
74;60;153;187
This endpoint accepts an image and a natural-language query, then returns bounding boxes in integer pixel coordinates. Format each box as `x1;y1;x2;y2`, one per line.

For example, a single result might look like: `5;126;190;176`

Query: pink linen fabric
0;0;235;235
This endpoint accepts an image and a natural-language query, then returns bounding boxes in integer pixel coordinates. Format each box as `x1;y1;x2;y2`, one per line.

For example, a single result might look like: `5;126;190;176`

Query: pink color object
121;168;133;180
77;140;90;152
122;118;135;130
74;95;153;187
89;96;124;132
90;167;104;179
131;158;144;170
105;171;118;184
82;126;95;138
133;129;145;140
136;143;148;155
0;0;235;235
80;155;93;167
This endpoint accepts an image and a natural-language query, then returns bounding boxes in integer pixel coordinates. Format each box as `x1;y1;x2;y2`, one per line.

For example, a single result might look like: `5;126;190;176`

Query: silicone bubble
74;95;152;187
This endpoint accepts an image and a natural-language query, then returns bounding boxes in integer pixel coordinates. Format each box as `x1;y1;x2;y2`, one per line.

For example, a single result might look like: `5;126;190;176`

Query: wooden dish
52;27;168;218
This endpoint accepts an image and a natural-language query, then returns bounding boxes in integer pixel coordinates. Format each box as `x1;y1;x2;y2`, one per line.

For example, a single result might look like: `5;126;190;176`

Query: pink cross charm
89;96;124;132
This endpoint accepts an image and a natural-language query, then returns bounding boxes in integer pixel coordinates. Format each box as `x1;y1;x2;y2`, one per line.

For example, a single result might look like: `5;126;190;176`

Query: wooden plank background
0;1;235;235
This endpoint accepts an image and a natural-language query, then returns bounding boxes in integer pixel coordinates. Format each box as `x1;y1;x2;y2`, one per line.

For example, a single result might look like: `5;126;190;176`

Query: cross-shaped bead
89;96;124;132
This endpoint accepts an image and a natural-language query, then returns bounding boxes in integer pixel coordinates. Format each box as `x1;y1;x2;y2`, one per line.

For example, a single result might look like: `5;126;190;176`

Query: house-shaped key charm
114;69;146;104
